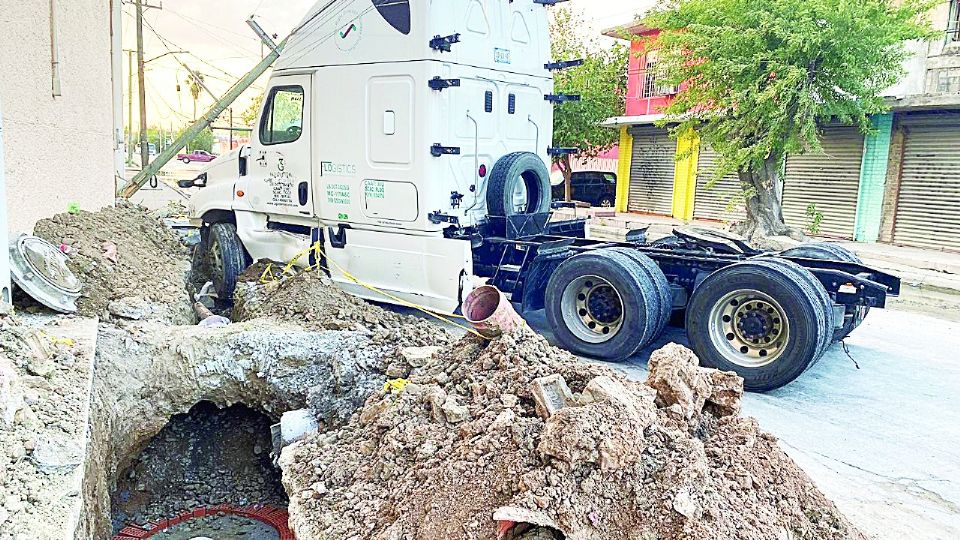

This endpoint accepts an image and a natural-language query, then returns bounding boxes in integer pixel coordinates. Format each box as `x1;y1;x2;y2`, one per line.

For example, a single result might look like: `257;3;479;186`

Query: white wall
0;0;116;235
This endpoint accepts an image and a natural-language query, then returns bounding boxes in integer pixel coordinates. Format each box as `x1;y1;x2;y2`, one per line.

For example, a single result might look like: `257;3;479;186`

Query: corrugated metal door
628;126;676;215
893;114;960;250
782;125;864;239
694;146;746;222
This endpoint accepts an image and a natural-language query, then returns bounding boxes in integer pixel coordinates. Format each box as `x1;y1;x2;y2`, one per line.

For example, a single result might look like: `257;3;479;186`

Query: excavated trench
109;402;287;537
74;319;389;539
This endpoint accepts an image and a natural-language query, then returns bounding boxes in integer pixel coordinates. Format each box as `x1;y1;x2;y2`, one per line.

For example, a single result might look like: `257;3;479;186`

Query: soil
233;268;457;350
111;402;287;532
150;514;280;540
33;202;194;324
280;332;864;540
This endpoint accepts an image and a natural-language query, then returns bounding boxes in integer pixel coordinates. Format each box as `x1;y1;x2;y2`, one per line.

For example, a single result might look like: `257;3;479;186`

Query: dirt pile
279;331;863;540
33;202;193;324
234;269;456;350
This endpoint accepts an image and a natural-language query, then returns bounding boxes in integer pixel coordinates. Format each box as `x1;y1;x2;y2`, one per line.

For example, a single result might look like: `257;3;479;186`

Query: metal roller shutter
628;126;676;215
782;125;864;239
694;146;746;222
893;113;960;250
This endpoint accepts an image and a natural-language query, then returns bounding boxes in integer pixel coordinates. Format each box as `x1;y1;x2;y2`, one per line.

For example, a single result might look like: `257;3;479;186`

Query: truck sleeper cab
187;0;900;391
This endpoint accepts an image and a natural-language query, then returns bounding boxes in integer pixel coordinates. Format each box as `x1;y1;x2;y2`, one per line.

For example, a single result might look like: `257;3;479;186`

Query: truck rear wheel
686;259;835;391
609;248;672;337
545;249;662;361
198;223;246;306
781;242;869;341
487;152;552;216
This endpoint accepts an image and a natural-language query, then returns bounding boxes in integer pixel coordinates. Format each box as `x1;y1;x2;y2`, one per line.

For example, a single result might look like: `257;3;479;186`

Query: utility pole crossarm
119;39;287;199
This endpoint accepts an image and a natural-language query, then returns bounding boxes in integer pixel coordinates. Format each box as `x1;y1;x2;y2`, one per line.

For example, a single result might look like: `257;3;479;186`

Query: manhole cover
8;234;81;313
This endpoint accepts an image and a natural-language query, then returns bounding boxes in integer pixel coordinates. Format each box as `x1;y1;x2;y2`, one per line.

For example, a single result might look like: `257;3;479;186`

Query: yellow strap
262;240;488;340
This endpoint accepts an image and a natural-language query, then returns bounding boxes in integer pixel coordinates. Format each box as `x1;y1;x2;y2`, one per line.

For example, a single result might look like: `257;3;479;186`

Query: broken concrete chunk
30;436;82;475
400;346;441;368
108;297;153;320
0;355;24;427
530;374;574;419
646;343;710;419
672;488;699;519
281;409;320;446
441;396;470;423
704;370;744;417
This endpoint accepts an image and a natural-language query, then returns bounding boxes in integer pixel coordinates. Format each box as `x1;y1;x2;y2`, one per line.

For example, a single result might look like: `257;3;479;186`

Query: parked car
177;150;216;164
551;171;617;207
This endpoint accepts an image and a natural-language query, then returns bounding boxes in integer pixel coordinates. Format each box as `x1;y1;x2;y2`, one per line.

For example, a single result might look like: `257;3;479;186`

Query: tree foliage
176;126;214;153
241;94;264;127
645;0;933;237
551;8;629;200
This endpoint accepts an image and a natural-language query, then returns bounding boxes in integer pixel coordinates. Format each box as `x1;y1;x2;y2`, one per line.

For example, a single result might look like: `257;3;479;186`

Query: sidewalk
555;209;960;297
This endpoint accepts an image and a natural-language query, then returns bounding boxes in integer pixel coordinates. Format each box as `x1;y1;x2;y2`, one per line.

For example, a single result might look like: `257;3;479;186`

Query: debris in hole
280;329;864;540
110;402;287;533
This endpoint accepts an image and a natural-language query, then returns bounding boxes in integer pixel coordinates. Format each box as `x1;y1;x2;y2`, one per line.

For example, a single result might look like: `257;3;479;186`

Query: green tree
551;8;629;201
177;126;215;153
241;94;264;127
646;0;932;239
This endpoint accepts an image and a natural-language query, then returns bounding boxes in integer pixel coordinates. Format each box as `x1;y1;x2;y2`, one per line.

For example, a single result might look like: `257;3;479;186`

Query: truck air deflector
372;0;411;35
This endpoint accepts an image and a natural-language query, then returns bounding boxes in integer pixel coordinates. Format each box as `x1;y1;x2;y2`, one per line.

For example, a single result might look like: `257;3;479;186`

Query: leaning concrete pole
119;38;287;199
0;98;11;305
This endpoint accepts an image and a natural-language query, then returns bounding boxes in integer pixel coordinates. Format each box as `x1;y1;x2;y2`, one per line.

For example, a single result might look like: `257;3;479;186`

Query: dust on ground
280;331;863;540
33;202;193;324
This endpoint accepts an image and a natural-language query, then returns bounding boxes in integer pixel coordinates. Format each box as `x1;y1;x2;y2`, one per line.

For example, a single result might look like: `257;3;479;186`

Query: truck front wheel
193;223;246;306
545;249;664;361
685;259;835;392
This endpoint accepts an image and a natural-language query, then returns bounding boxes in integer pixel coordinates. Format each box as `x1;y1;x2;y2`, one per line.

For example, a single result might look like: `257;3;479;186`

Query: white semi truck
185;0;900;391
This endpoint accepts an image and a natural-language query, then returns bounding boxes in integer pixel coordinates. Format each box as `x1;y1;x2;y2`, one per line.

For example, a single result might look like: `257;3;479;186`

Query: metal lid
8;234;81;313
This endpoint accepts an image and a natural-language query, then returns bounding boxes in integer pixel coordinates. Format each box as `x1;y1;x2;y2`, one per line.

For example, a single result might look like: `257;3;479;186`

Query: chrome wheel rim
708;289;790;368
560;275;624;344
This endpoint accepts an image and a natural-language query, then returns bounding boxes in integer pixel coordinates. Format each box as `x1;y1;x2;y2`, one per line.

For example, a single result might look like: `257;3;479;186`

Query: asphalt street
529;307;960;540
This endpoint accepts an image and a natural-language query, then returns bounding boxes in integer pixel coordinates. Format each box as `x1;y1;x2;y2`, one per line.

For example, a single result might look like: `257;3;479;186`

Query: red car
177;150;216;164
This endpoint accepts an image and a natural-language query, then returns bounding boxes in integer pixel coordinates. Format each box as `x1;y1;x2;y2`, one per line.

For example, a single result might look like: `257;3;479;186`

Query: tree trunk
737;153;804;242
558;155;573;202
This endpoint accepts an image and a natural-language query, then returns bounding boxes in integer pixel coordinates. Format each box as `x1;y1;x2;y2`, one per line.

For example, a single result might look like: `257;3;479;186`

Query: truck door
239;74;314;219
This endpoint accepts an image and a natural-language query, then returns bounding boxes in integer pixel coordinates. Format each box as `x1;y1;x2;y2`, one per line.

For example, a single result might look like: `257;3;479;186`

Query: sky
124;0;658;132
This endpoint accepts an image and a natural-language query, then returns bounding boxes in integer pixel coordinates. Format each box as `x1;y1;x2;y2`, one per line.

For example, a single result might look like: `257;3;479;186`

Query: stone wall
0;0;116;235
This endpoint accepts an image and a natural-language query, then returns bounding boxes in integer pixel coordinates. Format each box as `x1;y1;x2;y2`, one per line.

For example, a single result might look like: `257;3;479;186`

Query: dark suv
551;171;618;207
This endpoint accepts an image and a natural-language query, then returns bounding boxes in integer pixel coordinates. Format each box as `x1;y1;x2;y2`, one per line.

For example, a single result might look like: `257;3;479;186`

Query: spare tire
487;152;552;216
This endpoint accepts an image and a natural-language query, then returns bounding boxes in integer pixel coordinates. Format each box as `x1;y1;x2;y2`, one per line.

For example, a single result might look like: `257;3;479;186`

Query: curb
112;505;294;540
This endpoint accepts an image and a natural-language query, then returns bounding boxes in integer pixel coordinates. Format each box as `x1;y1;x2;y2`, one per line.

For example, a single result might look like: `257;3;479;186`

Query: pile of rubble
280;331;863;540
33;201;193;324
234;268;456;350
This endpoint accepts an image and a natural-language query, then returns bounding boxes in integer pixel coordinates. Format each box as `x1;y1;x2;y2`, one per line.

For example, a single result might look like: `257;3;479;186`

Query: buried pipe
463;285;524;338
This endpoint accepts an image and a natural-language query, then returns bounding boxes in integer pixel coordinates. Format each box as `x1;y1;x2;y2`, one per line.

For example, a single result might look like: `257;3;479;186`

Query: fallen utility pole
119;37;286;198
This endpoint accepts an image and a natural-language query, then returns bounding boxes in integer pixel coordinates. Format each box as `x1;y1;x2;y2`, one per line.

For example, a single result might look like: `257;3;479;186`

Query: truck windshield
260;86;305;145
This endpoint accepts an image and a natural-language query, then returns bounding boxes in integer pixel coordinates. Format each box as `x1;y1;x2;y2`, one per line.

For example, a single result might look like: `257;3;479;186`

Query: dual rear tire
685;258;835;392
544;248;671;361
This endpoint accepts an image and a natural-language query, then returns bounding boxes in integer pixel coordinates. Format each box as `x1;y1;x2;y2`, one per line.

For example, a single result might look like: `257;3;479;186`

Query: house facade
0;0;123;235
606;1;960;250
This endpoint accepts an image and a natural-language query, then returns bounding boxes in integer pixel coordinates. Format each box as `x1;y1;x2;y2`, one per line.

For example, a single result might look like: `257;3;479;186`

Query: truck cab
190;0;555;312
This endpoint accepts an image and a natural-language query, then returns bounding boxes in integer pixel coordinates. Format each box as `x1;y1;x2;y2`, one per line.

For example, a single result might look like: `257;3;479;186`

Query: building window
641;50;660;98
640;50;678;98
937;68;960;93
950;0;960;42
